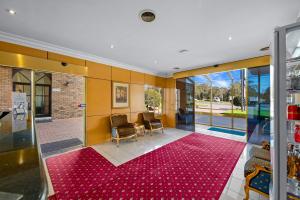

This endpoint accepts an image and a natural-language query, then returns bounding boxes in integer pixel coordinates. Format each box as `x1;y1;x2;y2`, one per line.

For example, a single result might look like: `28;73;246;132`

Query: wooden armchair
110;114;137;146
142;112;164;135
244;165;271;200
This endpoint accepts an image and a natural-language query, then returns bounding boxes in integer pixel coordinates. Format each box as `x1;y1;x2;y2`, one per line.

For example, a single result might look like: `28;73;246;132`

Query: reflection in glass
176;78;195;131
247;66;270;145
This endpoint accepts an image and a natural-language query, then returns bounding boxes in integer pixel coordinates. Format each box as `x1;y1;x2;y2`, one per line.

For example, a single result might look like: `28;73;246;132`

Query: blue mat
208;127;246;136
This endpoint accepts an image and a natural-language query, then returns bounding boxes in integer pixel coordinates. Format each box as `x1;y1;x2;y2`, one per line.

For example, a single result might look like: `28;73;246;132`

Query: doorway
12;70;52;117
175;77;195;131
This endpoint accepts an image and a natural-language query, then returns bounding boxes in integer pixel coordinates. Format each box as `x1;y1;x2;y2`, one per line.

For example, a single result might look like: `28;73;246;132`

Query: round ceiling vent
140;10;155;22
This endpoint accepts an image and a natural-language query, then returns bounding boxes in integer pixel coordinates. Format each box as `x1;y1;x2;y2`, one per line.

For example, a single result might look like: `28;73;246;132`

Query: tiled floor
36;117;84;144
45;127;268;199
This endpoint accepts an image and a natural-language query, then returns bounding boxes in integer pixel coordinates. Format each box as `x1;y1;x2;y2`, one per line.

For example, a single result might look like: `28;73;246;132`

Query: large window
144;86;163;115
194;69;247;130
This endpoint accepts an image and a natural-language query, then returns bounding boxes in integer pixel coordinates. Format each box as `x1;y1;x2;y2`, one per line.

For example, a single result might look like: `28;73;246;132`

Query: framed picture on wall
112;82;129;108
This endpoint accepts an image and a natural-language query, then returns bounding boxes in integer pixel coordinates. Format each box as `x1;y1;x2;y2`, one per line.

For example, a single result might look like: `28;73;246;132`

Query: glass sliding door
35;71;86;156
232;70;247;130
210;72;232;128
247;66;270;144
194;75;212;125
176;78;195;131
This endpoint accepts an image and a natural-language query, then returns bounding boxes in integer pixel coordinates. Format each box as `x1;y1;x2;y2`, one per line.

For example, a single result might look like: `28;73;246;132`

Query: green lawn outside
223;110;247;118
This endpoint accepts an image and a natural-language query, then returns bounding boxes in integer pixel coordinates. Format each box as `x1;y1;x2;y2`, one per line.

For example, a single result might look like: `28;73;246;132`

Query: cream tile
220;189;244;200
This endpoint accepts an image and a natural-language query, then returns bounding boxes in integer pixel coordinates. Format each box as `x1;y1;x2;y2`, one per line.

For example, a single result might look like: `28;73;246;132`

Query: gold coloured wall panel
130;71;145;84
112;67;131;83
86;61;111;80
86;78;111;116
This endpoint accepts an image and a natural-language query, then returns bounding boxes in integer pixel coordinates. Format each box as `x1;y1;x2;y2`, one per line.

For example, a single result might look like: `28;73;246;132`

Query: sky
193;70;242;88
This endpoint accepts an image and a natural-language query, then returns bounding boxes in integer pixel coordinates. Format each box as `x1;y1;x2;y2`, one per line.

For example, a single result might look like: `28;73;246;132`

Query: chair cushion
111;115;128;127
250;146;271;161
244;157;270;177
143;112;155;121
249;171;271;195
150;122;162;129
118;127;136;137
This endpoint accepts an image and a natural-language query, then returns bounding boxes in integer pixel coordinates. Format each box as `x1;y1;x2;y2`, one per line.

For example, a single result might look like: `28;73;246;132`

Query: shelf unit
274;21;300;200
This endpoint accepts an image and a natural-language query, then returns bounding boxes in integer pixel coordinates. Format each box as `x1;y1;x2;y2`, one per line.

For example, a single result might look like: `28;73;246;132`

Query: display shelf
287;57;300;65
287;177;300;200
287;89;300;93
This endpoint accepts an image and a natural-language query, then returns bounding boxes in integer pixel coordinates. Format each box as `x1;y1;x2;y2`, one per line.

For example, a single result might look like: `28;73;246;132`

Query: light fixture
179;49;189;53
173;67;180;70
154;60;158;64
228;36;232;41
140;10;156;22
110;44;114;49
7;9;16;15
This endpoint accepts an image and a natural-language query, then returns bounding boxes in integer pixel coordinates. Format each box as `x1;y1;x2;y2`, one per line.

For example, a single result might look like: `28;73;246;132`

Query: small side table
135;124;145;136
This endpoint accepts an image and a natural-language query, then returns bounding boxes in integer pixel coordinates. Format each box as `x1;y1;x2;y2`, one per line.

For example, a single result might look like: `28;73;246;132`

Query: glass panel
12;70;31;83
144;87;163;115
35;73;51;84
247;66;270;144
36;86;43;95
14;84;24;93
231;70;247;130
176;78;195;131
286;29;300;60
286;26;300;199
210;72;232;128
194;75;211;125
44;86;50;95
24;85;31;94
35;96;43;108
0;66;44;198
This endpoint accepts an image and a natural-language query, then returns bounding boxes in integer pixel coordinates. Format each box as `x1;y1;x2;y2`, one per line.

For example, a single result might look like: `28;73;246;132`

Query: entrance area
175;66;270;144
194;69;247;131
1;66;86;156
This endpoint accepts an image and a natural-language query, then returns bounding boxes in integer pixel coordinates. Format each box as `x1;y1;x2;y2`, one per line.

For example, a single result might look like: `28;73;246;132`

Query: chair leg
244;185;249;200
135;134;138;141
116;138;120;147
161;127;164;133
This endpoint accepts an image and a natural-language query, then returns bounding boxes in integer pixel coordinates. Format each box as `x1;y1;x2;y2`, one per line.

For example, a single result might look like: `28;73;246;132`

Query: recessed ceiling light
228;36;232;41
173;67;180;70
110;44;114;49
7;9;16;15
154;60;158;64
140;10;156;22
179;49;188;53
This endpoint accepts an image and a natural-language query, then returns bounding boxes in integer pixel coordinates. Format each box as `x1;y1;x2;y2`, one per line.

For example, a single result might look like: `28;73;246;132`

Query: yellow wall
86;63;167;145
0;41;270;146
0;41;168;146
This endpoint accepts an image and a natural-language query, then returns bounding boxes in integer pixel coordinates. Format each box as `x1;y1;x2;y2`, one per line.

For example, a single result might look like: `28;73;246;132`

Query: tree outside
145;88;162;114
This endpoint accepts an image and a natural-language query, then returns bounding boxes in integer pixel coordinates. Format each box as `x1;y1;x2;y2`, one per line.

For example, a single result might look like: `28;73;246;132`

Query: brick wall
52;73;84;119
0;66;12;111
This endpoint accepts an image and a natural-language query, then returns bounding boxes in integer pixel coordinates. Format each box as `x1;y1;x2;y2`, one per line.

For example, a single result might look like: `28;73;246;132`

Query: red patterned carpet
47;133;245;199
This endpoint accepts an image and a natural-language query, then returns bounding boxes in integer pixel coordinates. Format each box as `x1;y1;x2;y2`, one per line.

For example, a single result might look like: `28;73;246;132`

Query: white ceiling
0;0;299;76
